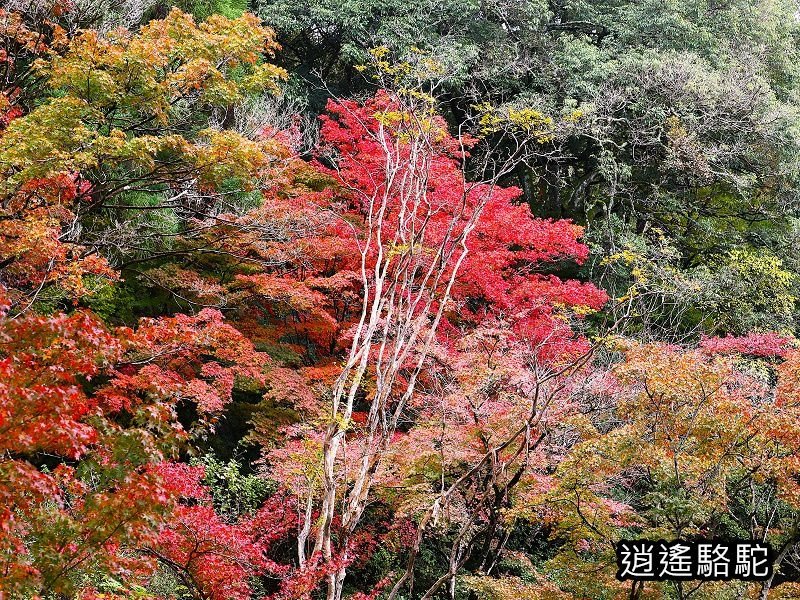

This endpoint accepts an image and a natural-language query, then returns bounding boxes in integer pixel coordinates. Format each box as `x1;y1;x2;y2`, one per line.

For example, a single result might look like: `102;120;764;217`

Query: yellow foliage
473;102;555;142
0;9;288;200
461;574;570;600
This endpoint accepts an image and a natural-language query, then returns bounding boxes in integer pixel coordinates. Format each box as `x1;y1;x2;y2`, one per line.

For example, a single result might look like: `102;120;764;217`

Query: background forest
3;0;800;598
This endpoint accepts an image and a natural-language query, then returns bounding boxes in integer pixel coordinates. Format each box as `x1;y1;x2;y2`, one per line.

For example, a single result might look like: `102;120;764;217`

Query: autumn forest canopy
4;0;800;598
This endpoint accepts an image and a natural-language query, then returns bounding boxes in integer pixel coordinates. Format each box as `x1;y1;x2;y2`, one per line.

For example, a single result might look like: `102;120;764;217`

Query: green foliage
177;0;248;20
192;454;274;518
698;248;797;334
585;216;799;338
80;278;179;324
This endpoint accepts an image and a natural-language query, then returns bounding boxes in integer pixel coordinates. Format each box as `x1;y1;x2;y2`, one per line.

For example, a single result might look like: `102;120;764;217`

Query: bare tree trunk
296;62;543;599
